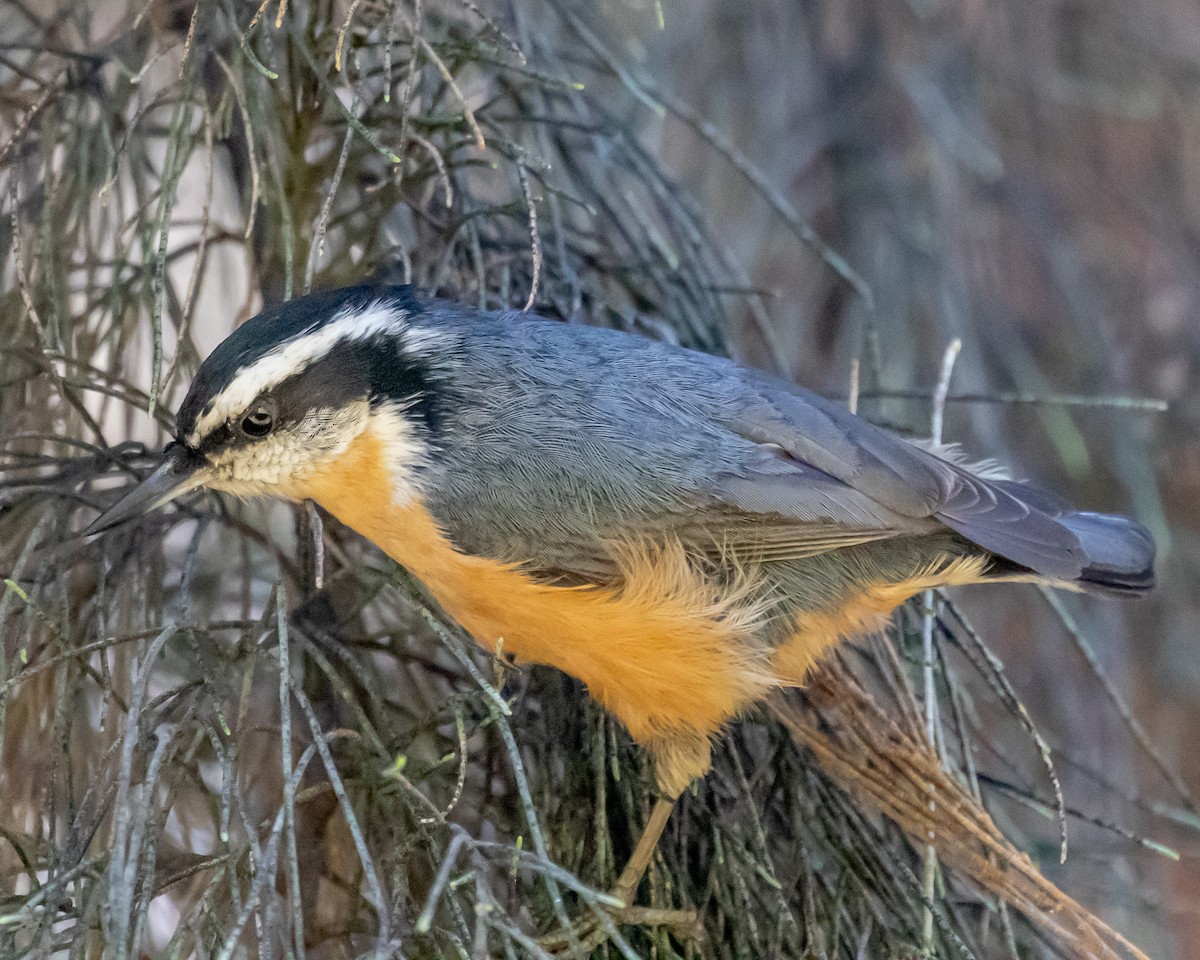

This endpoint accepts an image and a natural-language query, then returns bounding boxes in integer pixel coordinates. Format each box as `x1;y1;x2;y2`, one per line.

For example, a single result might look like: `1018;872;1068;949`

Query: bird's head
86;286;448;534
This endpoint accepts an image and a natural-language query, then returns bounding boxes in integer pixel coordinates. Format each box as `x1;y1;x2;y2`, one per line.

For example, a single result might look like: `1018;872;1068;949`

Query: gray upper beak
84;442;206;536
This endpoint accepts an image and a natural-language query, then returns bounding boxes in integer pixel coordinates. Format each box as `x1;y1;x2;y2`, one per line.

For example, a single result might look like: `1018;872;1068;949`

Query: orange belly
297;429;773;791
296;427;989;793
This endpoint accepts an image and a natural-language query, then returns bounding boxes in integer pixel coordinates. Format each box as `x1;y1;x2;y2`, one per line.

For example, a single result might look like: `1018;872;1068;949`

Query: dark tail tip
1061;512;1156;597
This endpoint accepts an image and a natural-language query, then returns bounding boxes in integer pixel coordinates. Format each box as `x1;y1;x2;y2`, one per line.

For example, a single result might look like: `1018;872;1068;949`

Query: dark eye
239;402;275;438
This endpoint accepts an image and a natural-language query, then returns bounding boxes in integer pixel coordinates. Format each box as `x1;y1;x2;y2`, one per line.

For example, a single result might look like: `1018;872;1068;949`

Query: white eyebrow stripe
189;301;410;444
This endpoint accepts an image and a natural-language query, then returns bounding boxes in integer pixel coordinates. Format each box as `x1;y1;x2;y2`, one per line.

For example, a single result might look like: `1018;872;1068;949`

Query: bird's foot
537;888;700;957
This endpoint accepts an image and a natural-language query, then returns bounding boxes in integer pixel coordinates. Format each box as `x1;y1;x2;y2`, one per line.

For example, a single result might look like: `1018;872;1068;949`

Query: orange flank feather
297;427;989;793
297;429;774;792
772;554;988;685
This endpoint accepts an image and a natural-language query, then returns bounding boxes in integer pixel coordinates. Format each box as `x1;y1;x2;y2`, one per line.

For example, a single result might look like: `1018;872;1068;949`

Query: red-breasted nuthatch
87;284;1155;934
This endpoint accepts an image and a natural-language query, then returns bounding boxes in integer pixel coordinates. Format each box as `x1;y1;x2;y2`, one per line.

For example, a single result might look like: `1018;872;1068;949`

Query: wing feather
710;370;1088;579
425;312;1090;581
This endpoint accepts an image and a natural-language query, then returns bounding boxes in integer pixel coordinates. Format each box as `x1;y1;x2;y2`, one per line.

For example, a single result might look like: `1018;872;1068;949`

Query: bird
86;283;1155;941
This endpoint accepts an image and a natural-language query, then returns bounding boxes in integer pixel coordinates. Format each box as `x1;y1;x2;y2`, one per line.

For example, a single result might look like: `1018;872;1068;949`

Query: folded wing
707;369;1147;587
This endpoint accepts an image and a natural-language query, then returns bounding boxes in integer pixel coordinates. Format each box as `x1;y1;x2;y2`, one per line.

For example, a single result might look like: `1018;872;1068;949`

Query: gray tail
1059;512;1156;597
938;475;1156;597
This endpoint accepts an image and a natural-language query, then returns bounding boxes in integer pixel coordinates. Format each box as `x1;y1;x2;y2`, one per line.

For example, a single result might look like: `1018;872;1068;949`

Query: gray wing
712;369;1088;580
423;310;1088;581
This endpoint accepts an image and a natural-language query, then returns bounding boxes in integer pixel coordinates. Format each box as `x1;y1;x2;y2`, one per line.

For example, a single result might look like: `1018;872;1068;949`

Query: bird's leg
610;795;676;903
539;793;701;956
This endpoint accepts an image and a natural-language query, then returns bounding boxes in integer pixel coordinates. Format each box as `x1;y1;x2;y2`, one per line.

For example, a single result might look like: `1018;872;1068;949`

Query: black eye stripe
184;323;449;455
174;286;422;439
196;422;232;454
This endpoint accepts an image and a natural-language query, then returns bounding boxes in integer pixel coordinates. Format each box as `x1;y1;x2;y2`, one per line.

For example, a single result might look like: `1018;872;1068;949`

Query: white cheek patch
204;401;373;498
367;403;431;505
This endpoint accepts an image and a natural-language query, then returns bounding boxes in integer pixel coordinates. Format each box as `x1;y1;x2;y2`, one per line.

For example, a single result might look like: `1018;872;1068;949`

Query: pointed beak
84;442;207;536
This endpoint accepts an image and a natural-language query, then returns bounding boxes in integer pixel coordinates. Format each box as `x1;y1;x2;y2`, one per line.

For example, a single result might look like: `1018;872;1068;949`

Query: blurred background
0;0;1197;956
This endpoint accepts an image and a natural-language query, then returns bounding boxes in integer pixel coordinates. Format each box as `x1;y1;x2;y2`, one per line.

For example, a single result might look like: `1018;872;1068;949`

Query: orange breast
296;428;993;793
297;429;773;791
